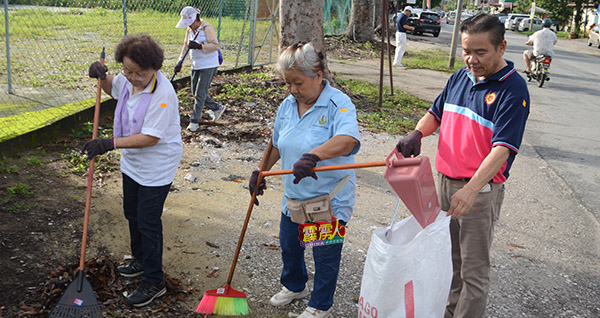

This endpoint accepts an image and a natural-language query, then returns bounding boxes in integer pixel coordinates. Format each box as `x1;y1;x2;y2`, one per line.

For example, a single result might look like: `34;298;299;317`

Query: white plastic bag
358;212;452;318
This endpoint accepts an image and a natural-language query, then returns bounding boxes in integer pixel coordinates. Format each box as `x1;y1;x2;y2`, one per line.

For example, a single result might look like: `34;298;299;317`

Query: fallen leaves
507;243;525;249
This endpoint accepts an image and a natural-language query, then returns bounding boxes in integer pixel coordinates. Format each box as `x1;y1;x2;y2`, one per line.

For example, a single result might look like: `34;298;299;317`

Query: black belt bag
287;175;350;224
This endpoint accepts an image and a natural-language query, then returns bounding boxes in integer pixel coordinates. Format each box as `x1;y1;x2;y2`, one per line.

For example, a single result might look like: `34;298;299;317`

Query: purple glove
82;138;114;160
188;41;203;50
292;153;320;184
396;130;423;157
249;170;267;206
88;61;108;79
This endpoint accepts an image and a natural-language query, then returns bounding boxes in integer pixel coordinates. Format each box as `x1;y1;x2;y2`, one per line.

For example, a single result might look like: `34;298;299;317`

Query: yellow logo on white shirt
318;115;327;125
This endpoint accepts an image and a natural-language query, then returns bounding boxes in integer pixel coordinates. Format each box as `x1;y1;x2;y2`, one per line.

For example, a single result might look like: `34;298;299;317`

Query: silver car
504;13;529;30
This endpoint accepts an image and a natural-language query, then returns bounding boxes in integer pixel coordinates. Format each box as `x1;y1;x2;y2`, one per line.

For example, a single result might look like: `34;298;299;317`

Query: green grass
404;49;464;73
338;78;430;135
0;98;97;142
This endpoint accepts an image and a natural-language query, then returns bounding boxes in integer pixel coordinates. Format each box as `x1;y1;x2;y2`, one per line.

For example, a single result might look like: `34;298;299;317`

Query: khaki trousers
438;174;505;318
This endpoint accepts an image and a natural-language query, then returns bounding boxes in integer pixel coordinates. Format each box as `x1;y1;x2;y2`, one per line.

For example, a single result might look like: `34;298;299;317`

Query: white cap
404;6;413;12
176;6;198;28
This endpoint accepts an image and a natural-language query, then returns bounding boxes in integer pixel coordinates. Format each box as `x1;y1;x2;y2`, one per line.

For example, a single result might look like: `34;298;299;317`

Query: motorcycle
527;55;552;88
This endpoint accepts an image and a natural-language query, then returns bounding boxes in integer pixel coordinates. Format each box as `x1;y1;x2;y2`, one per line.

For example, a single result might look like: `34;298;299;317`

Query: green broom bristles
213;297;249;316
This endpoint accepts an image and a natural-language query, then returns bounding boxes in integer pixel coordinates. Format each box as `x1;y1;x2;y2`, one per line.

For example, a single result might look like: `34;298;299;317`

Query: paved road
411;23;600;222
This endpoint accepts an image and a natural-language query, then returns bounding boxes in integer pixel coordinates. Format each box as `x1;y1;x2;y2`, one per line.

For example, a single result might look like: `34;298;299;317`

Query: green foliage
337;79;430;135
404;49;464;73
6;183;33;196
215;71;286;102
2;202;37;214
0;156;19;174
25;157;44;166
536;0;572;26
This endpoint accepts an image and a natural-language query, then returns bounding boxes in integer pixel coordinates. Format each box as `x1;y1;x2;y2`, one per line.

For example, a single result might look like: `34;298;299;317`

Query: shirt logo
160;103;167;108
318;115;328;125
485;92;497;105
522;100;527;107
340;108;347;113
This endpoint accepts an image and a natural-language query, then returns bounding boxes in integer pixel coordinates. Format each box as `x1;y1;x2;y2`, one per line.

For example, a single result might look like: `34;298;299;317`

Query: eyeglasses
121;66;151;81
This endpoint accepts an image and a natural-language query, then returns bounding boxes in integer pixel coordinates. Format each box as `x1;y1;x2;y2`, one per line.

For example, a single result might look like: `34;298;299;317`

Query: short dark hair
114;34;164;70
460;13;505;48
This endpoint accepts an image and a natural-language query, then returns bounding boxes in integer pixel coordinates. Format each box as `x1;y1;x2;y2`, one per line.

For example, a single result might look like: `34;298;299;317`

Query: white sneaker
187;122;199;132
269;286;310;307
202;110;215;121
298;306;331;318
212;104;226;122
394;63;404;67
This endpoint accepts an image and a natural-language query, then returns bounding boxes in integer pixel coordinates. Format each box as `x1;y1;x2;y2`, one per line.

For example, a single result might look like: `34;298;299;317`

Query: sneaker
212;104;226;123
125;280;166;307
299;306;331;318
202;110;215;121
393;63;404;67
187;122;200;132
269;286;310;307
117;260;144;278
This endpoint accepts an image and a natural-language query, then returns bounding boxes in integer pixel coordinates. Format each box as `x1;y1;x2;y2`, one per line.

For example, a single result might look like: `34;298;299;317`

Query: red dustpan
384;149;440;228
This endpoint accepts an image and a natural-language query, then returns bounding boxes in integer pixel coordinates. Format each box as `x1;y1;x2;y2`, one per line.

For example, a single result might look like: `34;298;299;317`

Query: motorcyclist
523;19;557;74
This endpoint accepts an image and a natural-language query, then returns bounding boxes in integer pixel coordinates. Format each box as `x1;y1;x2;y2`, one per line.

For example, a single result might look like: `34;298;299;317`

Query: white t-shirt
530;28;558;57
111;72;183;186
189;29;219;70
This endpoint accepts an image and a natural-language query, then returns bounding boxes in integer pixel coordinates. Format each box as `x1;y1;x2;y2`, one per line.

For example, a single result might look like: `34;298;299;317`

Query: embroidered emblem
485;92;496;105
160;103;167;108
522;100;527;107
340;108;347;113
318;115;327;125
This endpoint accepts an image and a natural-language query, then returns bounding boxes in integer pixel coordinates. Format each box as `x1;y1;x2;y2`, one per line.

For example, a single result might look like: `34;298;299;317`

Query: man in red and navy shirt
396;14;529;318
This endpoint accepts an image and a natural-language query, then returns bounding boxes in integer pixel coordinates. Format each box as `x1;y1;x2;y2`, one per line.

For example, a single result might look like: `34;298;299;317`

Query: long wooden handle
226;139;274;285
260;161;387;177
79;47;105;271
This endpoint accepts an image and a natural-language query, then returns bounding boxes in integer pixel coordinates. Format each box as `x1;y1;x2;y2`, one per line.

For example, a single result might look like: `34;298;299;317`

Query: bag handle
385;198;403;241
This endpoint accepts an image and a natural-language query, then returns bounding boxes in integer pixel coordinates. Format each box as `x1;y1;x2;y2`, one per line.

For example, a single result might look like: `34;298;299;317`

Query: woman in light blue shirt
248;42;360;318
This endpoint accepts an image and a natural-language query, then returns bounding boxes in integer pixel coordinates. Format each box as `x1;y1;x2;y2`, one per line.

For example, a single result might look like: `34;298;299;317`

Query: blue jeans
190;67;220;123
122;173;171;285
279;213;346;311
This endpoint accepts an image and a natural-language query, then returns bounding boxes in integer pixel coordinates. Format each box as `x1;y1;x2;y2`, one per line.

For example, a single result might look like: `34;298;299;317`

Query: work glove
188;41;203;50
248;170;267;206
395;130;423;157
292;153;320;184
173;62;182;74
88;61;108;80
82;138;114;160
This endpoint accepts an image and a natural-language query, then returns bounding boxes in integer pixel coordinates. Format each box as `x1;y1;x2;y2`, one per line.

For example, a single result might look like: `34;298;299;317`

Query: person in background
395;14;529;318
86;34;183;307
174;6;225;132
393;6;415;67
523;19;557;74
249;42;360;318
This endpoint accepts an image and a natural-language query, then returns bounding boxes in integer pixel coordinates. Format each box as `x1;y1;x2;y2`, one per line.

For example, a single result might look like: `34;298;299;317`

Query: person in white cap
393;6;415;67
174;6;226;131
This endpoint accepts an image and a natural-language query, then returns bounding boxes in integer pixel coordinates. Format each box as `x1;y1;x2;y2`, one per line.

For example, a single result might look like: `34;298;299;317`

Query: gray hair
276;42;325;78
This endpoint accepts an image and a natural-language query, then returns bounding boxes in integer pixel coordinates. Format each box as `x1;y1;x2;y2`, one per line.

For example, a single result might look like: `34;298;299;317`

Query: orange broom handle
260;160;387;177
226;139;274;285
79;48;105;271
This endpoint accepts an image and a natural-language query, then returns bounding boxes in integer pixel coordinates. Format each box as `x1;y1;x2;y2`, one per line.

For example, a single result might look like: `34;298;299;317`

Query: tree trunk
344;0;375;42
279;0;325;53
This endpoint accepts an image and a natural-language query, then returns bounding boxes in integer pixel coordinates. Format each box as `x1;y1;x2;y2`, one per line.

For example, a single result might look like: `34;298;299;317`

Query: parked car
504;13;529;30
518;17;543;32
459;13;473;24
407;10;441;37
496;15;508;24
588;24;600;48
445;11;456;24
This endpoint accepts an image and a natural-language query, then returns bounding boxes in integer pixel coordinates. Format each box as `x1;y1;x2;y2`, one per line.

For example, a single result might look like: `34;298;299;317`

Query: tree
344;0;375;42
279;0;325;53
537;0;571;27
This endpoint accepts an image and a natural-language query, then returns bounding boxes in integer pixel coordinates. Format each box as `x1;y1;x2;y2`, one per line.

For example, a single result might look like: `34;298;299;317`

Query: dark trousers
279;213;346;311
122;173;171;284
190;67;220;123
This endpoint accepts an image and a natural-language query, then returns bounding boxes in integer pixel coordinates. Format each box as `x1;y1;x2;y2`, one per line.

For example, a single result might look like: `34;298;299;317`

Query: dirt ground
2;35;599;318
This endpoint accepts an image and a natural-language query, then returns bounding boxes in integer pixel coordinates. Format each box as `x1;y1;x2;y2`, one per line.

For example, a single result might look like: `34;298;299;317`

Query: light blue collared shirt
273;79;361;222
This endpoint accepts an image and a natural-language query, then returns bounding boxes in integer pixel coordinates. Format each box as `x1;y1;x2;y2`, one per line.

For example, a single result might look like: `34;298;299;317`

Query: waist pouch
288;194;333;224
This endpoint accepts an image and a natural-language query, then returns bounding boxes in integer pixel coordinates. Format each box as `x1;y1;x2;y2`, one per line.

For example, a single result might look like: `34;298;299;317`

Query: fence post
217;0;223;41
4;0;12;94
248;0;258;66
122;0;128;36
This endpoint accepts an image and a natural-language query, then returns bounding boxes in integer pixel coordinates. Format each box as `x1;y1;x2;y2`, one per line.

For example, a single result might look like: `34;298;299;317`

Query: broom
49;48;106;318
196;139;274;316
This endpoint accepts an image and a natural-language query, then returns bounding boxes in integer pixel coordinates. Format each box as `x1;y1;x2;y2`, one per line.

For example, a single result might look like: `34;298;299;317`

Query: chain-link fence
1;0;349;143
0;0;282;142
